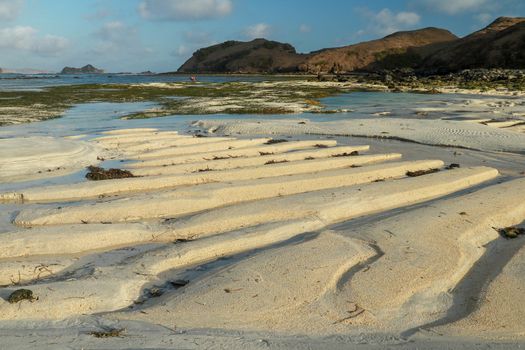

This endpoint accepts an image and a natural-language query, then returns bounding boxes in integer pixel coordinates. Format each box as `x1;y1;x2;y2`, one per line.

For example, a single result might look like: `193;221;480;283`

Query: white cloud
0;0;23;20
474;13;493;24
419;0;489;15
84;8;111;21
173;45;191;57
183;30;213;44
361;8;421;36
244;23;271;39
91;21;155;57
0;26;68;55
139;0;232;20
94;21;137;43
299;24;311;33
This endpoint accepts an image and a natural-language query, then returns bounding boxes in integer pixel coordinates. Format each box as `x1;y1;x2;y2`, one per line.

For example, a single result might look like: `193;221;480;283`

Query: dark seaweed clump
406;168;440;177
86;166;135;181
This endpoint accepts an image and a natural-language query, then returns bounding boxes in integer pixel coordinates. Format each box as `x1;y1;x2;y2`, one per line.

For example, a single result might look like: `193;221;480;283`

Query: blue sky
0;0;524;72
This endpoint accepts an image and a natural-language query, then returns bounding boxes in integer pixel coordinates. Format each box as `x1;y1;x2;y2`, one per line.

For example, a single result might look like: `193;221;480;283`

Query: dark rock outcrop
177;39;306;73
420;17;525;72
61;64;104;74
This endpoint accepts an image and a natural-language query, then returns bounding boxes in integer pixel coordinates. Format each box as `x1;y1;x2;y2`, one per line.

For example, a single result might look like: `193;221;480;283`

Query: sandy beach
0;84;524;349
0;109;523;349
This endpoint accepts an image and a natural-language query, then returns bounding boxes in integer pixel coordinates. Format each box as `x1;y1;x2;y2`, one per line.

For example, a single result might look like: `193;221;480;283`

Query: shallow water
1;89;523;139
0;73;291;91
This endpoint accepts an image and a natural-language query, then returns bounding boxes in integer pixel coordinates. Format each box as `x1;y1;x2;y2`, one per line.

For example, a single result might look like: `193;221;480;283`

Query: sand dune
127;140;339;168
13;160;445;225
120;136;235;154
129;145;369;176
0;128;523;346
114;178;525;334
0;167;498;320
131;138;271;160
197;118;525;153
0;166;495;260
1;153;401;202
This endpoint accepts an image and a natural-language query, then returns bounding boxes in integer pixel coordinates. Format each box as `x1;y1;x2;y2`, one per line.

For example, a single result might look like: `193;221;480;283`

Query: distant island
178;17;525;74
61;64;104;74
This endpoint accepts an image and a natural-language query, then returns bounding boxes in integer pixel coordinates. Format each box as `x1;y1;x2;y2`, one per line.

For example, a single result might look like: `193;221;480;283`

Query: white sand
1;153;400;202
197;118;525;153
0;136;99;183
127;140;339;167
13;160;445;226
1;126;524;348
131;145;371;176
0;167;498;320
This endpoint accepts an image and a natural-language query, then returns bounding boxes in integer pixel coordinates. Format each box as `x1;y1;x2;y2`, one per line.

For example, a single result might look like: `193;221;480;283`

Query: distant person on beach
190;76;197;82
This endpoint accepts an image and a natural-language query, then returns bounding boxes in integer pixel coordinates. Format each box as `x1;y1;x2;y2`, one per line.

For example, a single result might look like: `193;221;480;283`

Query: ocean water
0;73;288;91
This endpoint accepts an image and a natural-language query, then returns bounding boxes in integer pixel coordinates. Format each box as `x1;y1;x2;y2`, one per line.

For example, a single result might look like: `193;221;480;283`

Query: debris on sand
265;139;288;145
89;328;126;338
86;166;135;181
315;144;330;148
171;280;189;289
265;160;289;165
333;303;365;324
498;226;525;239
194;167;214;173
332;151;359;157
7;289;36;304
148;287;164;298
406;169;440;177
446;163;461;170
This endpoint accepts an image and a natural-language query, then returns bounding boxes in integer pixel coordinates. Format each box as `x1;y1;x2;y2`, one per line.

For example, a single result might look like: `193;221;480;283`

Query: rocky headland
60;64;104;74
178;17;525;76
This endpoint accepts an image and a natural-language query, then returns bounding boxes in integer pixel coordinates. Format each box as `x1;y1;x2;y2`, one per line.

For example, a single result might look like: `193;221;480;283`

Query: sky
0;0;524;73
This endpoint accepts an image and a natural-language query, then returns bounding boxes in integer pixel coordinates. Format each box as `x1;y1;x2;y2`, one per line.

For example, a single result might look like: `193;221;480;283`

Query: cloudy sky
1;0;524;72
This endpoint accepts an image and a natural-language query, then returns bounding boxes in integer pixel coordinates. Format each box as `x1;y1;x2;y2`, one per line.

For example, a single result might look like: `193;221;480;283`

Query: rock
61;64;104;74
8;289;35;303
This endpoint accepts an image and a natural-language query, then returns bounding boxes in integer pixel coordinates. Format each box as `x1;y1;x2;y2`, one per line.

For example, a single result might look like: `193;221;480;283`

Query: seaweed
86;166;135;181
7;289;36;303
265;139;288;145
90;328;126;338
498;226;525;239
264;160;289;165
406;168;440;177
445;163;461;170
332;151;359;157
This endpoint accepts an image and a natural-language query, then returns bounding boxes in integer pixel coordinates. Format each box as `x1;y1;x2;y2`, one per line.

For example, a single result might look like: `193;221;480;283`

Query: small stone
8;289;35;304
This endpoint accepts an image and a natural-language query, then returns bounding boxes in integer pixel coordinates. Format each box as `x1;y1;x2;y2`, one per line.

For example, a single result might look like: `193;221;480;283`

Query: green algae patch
0;81;346;126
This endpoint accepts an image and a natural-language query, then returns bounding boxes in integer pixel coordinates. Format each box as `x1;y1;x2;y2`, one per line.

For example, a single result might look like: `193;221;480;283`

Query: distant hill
61;64;104;74
177;17;525;74
0;68;52;74
177;39;307;73
301;28;457;73
420;17;525;71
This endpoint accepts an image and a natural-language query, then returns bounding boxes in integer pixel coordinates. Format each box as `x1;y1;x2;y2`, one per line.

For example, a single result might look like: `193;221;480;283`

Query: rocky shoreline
320;68;525;94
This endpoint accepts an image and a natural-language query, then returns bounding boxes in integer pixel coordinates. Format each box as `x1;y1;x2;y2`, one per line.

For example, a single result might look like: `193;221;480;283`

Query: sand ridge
0;128;523;345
